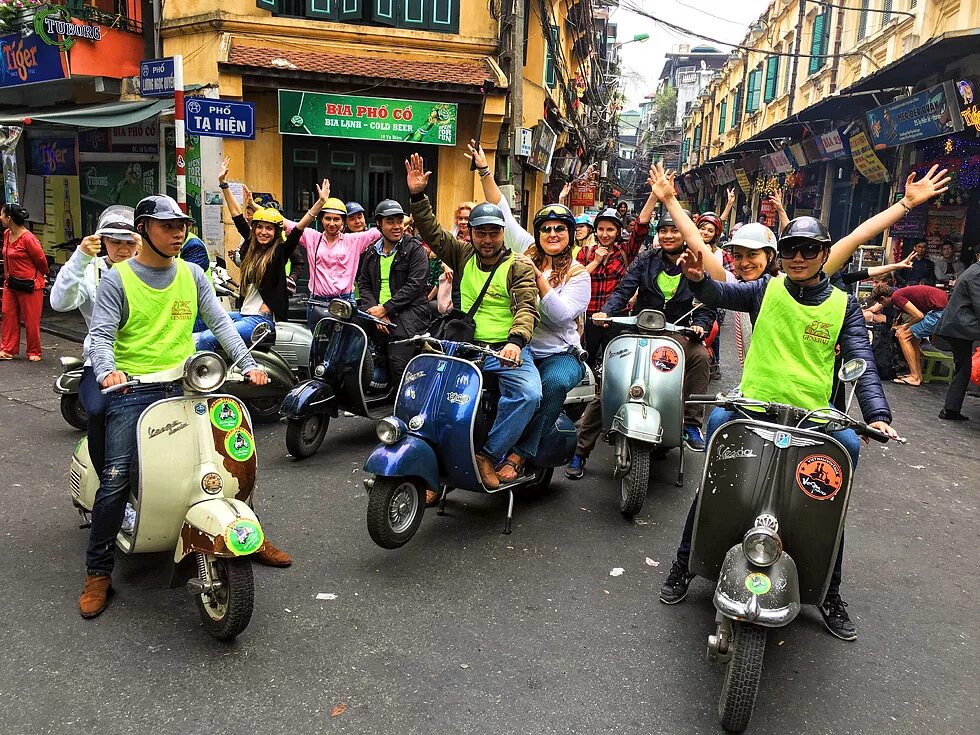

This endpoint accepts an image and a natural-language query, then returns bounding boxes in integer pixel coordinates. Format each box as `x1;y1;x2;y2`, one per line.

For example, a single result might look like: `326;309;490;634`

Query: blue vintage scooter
361;335;578;548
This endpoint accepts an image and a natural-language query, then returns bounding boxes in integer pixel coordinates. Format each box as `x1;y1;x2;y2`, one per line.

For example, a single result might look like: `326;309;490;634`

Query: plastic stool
921;350;954;385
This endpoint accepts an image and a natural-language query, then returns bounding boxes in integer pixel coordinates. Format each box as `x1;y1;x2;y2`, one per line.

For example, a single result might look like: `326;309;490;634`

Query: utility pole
499;0;525;220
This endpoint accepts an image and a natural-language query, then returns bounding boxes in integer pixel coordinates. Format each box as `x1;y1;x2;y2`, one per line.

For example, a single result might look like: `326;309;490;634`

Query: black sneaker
819;594;858;641
659;560;695;604
938;409;969;421
565;454;586;479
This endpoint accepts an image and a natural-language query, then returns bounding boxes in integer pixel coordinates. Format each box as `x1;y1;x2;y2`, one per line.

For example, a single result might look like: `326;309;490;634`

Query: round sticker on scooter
224;429;255;462
795;454;843;501
651;345;679;372
745;572;771;595
210;399;242;431
225;518;263;556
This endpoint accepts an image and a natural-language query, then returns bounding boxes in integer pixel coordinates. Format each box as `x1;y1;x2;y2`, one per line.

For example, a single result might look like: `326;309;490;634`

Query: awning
845;30;980;94
0;99;173;128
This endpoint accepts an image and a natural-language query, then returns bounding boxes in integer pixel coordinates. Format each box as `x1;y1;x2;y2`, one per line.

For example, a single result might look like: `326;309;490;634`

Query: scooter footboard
364;436;439;492
174;498;263;565
281;379;335;419
533;413;578;467
611;403;663;445
713;544;801;628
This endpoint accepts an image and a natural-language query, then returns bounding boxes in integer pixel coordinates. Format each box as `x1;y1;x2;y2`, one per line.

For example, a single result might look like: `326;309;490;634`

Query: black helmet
134;195;193;225
467;202;506;228
779;216;831;248
533;203;575;235
593;207;623;231
345;201;366;216
374;199;406;219
656;209;691;231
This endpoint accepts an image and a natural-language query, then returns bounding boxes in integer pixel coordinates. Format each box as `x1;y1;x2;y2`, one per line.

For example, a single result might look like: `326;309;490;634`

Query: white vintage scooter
68;324;273;641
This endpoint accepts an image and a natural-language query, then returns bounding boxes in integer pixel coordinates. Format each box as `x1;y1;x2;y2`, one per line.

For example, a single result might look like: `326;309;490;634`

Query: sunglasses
540;224;569;234
778;242;825;260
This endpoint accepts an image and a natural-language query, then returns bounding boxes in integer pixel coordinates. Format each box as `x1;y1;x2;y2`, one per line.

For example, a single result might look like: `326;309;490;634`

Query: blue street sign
140;57;175;98
184;97;256;140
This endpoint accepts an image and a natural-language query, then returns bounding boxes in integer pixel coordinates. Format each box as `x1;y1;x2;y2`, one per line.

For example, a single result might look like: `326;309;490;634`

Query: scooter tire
285;415;329;459
194;555;254;641
718;622;766;732
60;394;88;431
367;477;425;549
245;397;284;424
620;440;650;518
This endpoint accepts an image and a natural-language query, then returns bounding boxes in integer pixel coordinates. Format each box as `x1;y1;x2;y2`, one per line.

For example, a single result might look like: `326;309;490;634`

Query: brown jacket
410;194;539;347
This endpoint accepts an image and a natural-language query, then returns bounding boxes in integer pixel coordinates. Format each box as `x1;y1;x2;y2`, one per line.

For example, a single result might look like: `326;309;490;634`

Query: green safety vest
657;270;682;302
114;259;198;375
379;247;396;305
740;276;848;412
459;255;512;344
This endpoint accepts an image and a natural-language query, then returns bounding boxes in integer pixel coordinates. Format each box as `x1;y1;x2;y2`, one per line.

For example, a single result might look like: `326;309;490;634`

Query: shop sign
185;98;255;140
140;57;175;98
734;168;752;194
718;162;737;185
569;181;596;207
34;5;101;50
953;78;980;139
527;121;557;173
866;81;964;149
789;143;808;167
763;149;794;174
0;30;67;88
801;137;823;163
925;205;967;249
816;130;849;160
848;130;889;184
519;128;533;156
278;90;458;147
27;136;76;176
889;191;927;239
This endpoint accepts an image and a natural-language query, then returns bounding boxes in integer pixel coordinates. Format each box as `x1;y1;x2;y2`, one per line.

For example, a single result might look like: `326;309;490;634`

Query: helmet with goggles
533;203;575;237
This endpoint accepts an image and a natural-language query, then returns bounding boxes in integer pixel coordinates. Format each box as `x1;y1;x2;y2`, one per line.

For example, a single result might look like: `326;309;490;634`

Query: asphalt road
1;335;977;735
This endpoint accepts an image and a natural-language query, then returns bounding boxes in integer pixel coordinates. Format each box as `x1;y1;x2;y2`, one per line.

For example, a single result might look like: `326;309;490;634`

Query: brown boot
475;453;500;489
254;540;292;567
79;574;112;619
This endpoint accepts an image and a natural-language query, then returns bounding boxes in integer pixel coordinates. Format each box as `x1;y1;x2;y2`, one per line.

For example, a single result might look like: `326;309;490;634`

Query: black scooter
686;359;906;732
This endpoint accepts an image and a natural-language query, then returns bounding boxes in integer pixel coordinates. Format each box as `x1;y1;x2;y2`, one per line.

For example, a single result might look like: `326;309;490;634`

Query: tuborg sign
34;5;102;50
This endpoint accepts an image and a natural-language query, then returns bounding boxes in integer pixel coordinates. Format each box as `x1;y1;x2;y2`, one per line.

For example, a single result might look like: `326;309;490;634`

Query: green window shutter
809;12;828;75
256;0;279;10
681;139;689;165
398;0;426;28
429;0;459;33
731;86;741;127
693;124;702;153
746;68;760;113
307;0;339;19
764;55;779;102
858;0;869;39
338;0;363;20
719;100;727;133
545;24;559;88
882;0;893;23
372;0;396;25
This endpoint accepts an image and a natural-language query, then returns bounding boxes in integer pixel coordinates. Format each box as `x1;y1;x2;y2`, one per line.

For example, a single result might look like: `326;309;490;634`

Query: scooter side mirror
838;358;867;384
249;322;272;346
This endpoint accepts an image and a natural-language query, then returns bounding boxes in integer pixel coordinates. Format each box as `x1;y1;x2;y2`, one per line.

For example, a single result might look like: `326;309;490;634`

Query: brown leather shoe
79;574;112;619
425;489;439;507
254;540;292;567
475;453;500;489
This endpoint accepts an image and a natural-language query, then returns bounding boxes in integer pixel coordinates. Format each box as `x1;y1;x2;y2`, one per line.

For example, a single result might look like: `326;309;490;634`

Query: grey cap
468;202;506;228
95;205;137;242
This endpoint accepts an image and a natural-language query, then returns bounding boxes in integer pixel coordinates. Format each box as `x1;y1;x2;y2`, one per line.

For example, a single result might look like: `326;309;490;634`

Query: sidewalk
39;300;86;344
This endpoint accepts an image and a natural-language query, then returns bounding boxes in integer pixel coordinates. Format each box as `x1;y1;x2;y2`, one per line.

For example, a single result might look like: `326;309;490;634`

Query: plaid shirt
576;221;648;314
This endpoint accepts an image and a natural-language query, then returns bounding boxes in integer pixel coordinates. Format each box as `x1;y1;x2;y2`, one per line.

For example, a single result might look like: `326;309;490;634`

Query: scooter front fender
713;544;801;628
363;436;439;493
610;402;663;445
174;498;263;565
224;350;296;399
280;378;336;419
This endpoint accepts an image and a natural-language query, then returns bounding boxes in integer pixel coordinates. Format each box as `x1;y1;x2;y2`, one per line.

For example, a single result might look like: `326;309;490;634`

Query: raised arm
218;157;243;219
769;187;790;233
293;179;329;232
719;187;736;228
824;165;951;274
467;140;503;206
406;153;470;271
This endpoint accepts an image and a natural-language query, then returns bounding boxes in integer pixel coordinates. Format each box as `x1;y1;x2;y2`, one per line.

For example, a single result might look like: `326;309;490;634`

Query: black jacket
937;262;980;341
601;248;716;332
691;273;892;424
236;225;302;322
357;234;430;332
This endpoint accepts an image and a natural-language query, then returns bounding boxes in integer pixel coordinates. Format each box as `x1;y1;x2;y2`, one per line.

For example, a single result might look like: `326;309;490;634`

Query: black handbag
3;241;37;293
432;256;506;342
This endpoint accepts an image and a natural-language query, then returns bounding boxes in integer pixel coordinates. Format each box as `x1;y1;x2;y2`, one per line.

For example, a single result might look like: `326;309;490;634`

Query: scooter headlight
376;416;406;445
742;526;782;567
636;310;666;331
183;351;227;393
628;384;645;400
327;299;353;319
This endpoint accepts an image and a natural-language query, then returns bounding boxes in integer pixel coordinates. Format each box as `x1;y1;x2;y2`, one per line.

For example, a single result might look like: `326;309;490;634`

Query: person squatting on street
356;199;431;388
496;204;590;482
78;195;288;621
870;283;948;387
660;212;899;642
406;152;542;492
50;206;139;478
1;203;49;361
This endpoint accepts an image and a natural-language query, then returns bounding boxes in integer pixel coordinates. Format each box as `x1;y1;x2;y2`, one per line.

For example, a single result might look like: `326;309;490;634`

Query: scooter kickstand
77;508;91;529
676;444;685;487
437;485;449;516
502;489;515;535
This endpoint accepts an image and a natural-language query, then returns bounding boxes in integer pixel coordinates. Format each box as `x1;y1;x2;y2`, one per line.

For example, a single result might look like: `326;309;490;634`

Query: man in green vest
660;215;898;641
78;194;282;620
406;153;542;491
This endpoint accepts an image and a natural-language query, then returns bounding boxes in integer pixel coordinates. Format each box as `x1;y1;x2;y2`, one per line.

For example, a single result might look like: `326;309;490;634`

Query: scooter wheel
620;439;650;518
245;397;284;424
60;394;88;431
285;415;329;459
718;622;766;732
367;478;425;549
194;555;254;641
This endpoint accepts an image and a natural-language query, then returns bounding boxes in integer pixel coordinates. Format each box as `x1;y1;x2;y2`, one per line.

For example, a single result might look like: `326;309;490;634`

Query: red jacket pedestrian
1;203;49;361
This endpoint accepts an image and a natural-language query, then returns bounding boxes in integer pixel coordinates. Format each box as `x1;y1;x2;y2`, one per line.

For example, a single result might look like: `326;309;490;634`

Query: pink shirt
288;223;380;297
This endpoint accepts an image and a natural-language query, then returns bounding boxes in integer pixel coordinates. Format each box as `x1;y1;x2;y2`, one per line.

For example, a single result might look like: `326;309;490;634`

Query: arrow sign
184;97;256;140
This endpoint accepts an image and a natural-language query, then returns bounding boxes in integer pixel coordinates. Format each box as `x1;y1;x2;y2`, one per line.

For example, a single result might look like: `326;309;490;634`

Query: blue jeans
909;309;943;340
515;351;583;460
85;382;183;575
480;346;542;462
79;366;108;479
677;405;860;600
195;312;274;352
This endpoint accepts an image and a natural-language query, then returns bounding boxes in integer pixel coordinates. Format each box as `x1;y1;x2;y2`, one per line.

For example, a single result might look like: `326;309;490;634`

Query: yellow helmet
251;207;284;226
322;198;348;217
